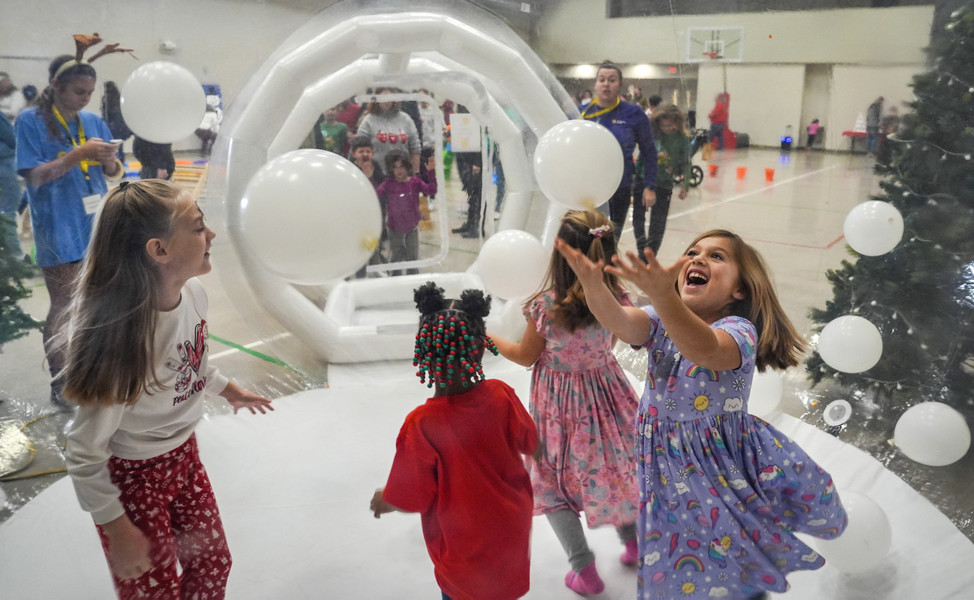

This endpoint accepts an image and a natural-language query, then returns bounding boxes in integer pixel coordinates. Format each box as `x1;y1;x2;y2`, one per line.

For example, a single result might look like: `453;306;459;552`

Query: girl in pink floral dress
491;210;640;596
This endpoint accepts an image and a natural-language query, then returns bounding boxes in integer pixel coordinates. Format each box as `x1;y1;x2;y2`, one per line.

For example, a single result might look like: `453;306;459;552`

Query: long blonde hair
534;210;626;332
61;180;186;406
686;229;806;371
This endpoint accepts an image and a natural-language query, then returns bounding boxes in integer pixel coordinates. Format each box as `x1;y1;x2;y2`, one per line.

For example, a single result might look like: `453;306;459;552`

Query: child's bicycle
675;129;709;188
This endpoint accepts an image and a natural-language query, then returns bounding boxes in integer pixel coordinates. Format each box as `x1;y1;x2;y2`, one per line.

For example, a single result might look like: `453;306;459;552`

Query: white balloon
240;149;382;284
894;402;972;466
121;62;206;143
478;230;548;300
748;370;783;420
817;315;883;373
815;491;892;573
534;120;624;210
843;201;904;256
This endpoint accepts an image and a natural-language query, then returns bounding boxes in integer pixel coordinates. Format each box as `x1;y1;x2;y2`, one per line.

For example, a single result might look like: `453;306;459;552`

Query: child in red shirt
371;282;538;600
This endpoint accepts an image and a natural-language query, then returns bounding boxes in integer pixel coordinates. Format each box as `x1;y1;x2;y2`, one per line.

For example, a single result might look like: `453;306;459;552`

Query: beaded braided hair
413;281;498;389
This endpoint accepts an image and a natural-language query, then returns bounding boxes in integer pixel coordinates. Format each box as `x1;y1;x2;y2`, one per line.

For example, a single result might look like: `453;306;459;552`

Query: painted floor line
668;163;843;220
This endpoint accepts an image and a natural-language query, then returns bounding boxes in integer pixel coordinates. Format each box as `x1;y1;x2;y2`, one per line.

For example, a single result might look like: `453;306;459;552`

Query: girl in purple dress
491;210;640;596
557;229;848;600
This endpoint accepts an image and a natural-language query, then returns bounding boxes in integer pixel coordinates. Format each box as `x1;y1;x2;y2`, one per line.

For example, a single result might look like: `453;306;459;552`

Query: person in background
376;148;435;275
0;111;21;258
708;92;730;150
194;95;222;156
357;87;421;174
876;106;900;166
132;136;174;180
580;60;657;244
15;35;131;409
349;135;385;276
806;118;821;149
313;105;349;156
646;94;662;118
633;103;691;258
100;81;131;163
865;96;884;154
0;72;27;121
335;97;362;135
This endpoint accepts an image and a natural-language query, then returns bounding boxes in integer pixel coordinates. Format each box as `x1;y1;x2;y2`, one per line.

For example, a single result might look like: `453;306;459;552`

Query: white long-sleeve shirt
64;278;230;525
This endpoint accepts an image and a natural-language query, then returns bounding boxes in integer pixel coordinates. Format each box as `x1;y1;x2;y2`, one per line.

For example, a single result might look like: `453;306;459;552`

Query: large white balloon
748;370;783;420
240;149;381;284
816;315;883;373
894;402;972;466
534;120;624;210
121;62;206;143
814;491;892;573
478;229;548;300
843;201;904;256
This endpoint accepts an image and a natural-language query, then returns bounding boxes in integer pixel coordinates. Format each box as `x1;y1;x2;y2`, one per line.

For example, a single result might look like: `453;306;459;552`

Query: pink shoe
620;539;639;566
565;561;605;595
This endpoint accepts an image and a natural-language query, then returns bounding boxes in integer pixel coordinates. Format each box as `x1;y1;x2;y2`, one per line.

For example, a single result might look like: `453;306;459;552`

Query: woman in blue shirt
580;61;657;244
16;53;122;408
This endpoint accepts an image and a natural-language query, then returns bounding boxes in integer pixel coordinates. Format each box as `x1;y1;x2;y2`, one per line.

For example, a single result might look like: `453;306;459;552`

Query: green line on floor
209;334;302;374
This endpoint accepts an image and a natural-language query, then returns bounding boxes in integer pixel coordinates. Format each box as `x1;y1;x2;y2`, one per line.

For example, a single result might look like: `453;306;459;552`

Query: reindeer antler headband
51;33;137;81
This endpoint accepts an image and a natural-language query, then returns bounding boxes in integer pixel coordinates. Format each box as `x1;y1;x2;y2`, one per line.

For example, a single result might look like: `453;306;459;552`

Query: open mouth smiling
686;269;708;287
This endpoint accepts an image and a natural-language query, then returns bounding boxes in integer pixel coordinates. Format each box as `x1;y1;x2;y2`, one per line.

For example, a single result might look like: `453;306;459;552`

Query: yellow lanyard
580;97;620;120
53;105;94;178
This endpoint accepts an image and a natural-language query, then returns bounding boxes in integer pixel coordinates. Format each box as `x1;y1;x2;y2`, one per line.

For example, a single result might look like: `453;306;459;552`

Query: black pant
632;185;673;257
604;184;632;243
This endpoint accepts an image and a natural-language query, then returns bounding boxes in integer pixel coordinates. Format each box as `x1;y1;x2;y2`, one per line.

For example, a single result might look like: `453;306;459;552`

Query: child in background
349;135;386;276
556;230;847;600
377;148;436;275
807;118;821;148
349;134;385;188
61;180;273;598
491;210;640;596
371;281;537;600
314;105;349;156
633;103;691;259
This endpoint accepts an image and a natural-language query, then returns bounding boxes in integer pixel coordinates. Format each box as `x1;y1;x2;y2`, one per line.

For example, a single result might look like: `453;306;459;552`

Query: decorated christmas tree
0;216;41;350
806;7;974;429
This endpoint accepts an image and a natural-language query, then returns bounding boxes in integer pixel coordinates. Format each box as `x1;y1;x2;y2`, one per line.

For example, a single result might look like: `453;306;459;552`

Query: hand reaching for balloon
605;248;689;304
554;237;605;290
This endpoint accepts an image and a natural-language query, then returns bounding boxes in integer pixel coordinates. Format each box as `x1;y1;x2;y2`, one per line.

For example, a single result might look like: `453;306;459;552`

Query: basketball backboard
687;26;745;63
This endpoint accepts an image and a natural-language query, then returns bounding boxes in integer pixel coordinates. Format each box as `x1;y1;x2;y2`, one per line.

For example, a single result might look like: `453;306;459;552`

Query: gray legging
546;509;637;572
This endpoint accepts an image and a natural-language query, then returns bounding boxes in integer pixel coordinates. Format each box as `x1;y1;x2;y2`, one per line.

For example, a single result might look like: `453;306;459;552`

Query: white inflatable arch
206;0;577;363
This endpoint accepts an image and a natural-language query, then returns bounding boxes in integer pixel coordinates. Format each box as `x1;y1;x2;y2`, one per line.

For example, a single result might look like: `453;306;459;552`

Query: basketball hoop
703;51;721;60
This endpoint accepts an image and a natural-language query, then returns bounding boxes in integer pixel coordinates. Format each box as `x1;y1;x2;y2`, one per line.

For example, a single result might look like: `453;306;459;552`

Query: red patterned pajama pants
97;434;232;599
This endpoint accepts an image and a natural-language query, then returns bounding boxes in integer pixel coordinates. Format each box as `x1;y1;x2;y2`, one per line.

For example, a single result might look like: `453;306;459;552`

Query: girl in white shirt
62;179;272;599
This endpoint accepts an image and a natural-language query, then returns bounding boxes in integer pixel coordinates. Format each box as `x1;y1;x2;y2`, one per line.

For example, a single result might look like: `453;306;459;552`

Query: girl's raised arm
554;238;651;345
609;249;742;371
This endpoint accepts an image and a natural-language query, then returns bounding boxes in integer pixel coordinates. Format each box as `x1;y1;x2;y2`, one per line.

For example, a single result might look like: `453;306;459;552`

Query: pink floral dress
525;290;640;528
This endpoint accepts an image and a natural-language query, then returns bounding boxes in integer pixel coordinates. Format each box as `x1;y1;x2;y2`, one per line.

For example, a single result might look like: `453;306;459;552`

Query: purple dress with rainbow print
635;307;847;599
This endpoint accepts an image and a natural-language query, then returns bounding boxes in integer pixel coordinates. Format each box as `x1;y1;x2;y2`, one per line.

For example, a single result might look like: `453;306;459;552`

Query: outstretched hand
554;237;605;289
220;382;274;415
605;248;690;303
370;488;398;518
